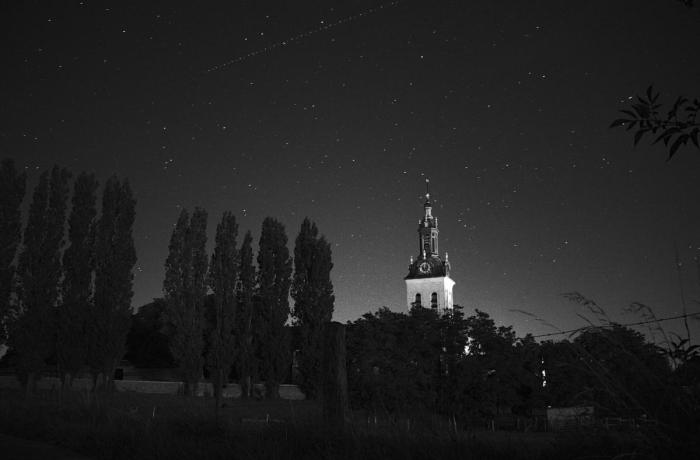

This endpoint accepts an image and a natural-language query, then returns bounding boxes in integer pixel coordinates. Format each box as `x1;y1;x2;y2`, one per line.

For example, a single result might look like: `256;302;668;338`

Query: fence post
322;322;349;429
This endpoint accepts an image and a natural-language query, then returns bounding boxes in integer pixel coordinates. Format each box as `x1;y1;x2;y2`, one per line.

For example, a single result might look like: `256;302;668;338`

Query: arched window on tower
431;292;438;309
414;293;422;307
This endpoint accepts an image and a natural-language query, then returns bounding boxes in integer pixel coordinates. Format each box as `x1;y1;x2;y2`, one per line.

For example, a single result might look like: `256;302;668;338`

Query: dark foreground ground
0;389;696;460
0;433;91;460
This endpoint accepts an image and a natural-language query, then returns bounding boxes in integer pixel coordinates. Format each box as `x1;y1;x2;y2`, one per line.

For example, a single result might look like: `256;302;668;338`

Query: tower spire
423;178;433;219
405;179;455;312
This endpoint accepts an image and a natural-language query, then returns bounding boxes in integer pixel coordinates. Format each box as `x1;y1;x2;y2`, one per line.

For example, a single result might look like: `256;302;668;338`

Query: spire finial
425;178;431;202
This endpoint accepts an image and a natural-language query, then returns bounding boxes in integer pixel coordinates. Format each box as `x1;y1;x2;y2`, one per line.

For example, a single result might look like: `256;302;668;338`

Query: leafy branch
610;86;700;160
667;336;700;368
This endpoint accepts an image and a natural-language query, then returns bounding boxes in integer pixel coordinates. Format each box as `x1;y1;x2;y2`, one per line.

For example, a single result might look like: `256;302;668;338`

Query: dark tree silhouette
256;217;292;399
346;307;412;414
88;176;137;391
611;86;700;160
163;207;208;396
12;166;71;396
575;325;670;416
58;172;98;389
206;211;239;413
346;306;456;415
542;324;671;418
125;298;174;368
434;305;470;416
457;309;529;418
0;159;26;345
234;230;256;398
291;217;335;398
346;306;540;422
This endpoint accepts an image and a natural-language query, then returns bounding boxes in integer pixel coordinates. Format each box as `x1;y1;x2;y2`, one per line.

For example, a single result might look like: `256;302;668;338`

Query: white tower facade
404;180;455;312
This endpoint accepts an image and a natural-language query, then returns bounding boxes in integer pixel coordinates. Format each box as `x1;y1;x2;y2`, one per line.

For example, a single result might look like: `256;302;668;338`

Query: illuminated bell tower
405;179;455;311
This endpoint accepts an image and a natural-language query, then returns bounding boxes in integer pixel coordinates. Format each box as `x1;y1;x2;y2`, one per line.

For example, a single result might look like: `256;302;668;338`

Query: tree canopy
11;166;70;392
207;211;239;408
291;217;335;398
88;176;137;389
0;159;26;345
234;230;256;398
256;217;292;399
58;172;98;383
163;207;209;396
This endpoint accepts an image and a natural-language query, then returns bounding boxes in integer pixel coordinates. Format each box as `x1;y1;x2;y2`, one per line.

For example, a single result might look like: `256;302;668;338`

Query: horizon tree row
344;302;697;433
0;158;336;400
162;208;335;400
0;158;136;395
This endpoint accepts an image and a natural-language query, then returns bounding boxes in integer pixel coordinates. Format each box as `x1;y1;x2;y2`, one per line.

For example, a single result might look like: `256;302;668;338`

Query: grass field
0;389;692;460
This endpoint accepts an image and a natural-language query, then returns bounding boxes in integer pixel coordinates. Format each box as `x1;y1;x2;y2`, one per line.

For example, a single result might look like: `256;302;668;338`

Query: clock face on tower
419;261;430;274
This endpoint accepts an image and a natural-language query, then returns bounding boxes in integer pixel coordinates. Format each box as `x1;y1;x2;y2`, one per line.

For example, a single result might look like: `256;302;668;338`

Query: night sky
2;1;700;341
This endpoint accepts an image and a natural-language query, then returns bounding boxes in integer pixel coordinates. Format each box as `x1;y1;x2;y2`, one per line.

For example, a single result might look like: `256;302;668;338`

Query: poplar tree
256;217;292;399
207;212;239;412
12;166;71;395
291;218;335;398
163;207;208;396
235;230;256;398
59;172;98;387
88;176;137;390
0;159;26;345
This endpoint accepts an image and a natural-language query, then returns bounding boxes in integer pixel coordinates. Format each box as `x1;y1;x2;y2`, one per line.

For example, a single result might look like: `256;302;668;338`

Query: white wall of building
405;276;455;311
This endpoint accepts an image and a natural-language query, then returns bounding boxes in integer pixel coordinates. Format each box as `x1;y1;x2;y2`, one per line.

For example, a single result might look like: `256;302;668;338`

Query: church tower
405;179;455;311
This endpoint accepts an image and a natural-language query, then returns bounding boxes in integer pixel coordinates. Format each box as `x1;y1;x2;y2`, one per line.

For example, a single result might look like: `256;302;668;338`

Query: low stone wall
0;375;305;400
546;406;594;431
277;384;305;400
119;379;183;395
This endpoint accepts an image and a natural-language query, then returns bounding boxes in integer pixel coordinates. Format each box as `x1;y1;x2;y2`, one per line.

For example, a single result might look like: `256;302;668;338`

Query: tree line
0;159;135;394
161;209;334;403
345;303;699;434
0;158;336;402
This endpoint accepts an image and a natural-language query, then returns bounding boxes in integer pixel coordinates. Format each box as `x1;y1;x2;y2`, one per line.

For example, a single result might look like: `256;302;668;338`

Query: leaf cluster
667;337;700;367
610;86;700;160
